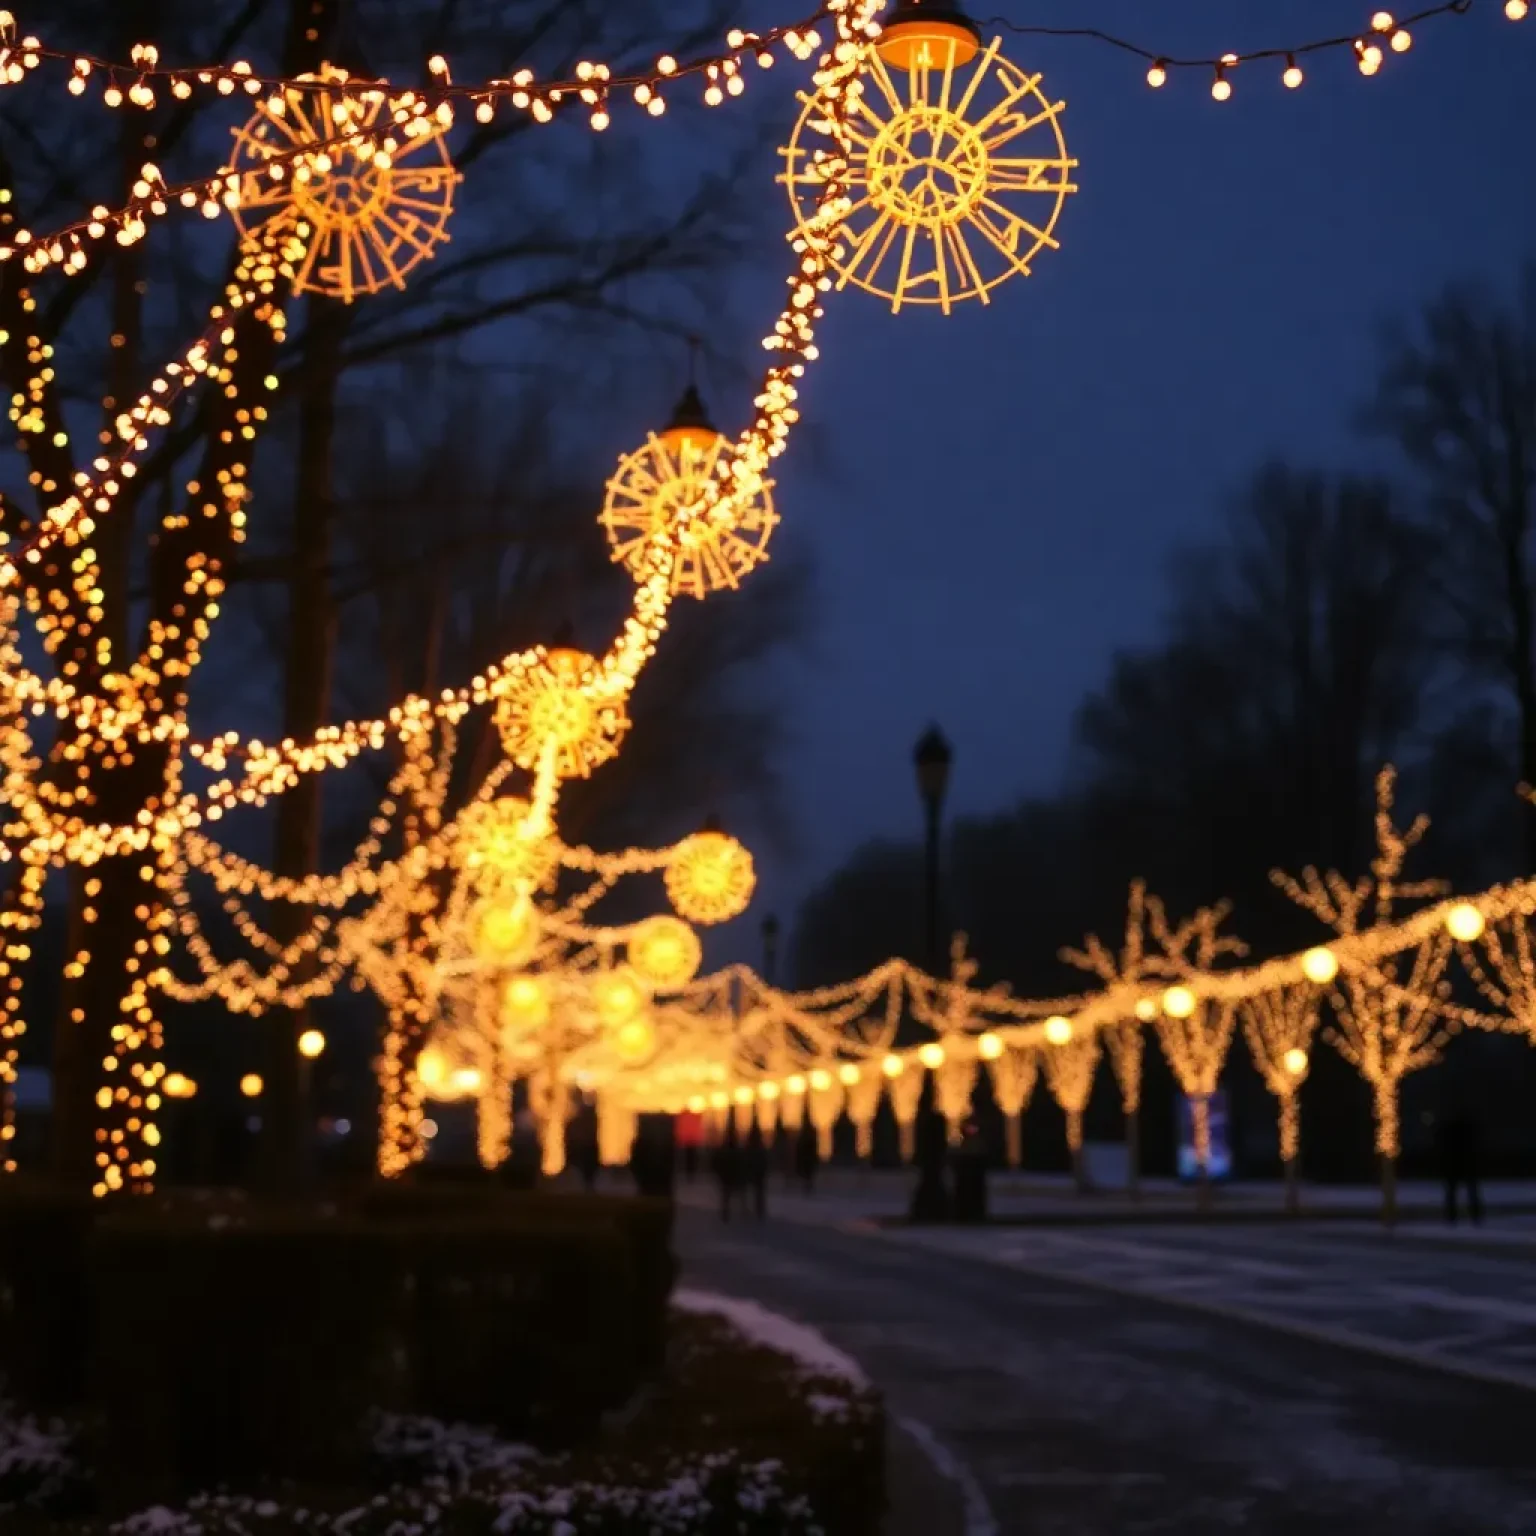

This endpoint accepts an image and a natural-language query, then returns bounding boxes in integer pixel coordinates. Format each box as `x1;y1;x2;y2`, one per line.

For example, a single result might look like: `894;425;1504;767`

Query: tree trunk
1380;1152;1398;1228
898;1118;916;1164
1284;1154;1301;1216
1125;1104;1140;1198
260;302;347;1195
1068;1108;1087;1194
1005;1109;1023;1170
1189;1093;1214;1212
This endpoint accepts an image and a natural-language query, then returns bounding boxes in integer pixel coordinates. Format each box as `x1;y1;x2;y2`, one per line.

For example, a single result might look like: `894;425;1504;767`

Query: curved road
676;1208;1536;1534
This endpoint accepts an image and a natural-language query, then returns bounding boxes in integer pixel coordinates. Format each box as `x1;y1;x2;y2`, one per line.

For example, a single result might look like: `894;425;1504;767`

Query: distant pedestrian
712;1129;743;1222
1440;1110;1483;1225
743;1123;769;1219
794;1120;820;1195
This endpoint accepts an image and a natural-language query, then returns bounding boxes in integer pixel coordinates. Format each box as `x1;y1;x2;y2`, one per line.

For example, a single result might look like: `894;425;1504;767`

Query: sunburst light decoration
494;648;630;780
780;0;1077;313
665;822;756;925
229;64;457;302
599;384;779;600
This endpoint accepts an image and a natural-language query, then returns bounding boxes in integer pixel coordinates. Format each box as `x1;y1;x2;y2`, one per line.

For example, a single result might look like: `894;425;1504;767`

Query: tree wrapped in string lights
1062;880;1161;1194
1147;902;1247;1204
1239;983;1322;1213
1273;766;1454;1222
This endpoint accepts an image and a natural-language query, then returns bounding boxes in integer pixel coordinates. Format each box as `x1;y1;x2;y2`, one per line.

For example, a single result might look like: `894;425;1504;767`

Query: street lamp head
913;723;953;808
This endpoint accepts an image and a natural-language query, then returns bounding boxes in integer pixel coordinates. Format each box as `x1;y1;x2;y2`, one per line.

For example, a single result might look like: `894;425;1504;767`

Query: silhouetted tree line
792;265;1536;1181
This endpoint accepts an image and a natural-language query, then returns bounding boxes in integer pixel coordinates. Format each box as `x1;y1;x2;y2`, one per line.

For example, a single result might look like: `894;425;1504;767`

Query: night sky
739;0;1536;935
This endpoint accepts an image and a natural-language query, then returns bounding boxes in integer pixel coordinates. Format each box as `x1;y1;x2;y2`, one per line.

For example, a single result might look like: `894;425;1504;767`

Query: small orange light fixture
882;1053;905;1078
875;0;981;70
1283;1047;1309;1077
298;1028;326;1059
656;382;722;460
239;1072;263;1098
977;1032;1003;1061
917;1041;945;1070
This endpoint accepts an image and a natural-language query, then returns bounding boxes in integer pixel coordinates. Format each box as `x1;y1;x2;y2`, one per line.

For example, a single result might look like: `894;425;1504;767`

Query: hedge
0;1182;96;1414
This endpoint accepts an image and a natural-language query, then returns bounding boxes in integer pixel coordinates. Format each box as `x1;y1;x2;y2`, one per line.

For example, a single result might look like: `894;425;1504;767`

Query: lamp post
910;725;952;1221
913;725;952;972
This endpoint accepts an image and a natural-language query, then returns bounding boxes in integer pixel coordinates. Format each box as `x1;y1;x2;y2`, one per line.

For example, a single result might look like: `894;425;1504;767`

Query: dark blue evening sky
738;0;1536;938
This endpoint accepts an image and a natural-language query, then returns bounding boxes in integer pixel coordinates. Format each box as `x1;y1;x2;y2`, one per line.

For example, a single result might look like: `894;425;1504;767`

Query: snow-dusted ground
677;1206;1536;1534
673;1286;869;1385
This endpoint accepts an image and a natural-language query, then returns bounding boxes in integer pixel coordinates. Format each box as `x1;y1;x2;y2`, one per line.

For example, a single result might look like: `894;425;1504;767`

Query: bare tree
1367;267;1536;866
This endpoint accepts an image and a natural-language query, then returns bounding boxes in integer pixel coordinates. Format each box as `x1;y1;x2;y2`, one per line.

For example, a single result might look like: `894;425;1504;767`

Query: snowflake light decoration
494;648;630;780
665;828;755;926
600;387;777;600
229;65;457;302
780;18;1077;313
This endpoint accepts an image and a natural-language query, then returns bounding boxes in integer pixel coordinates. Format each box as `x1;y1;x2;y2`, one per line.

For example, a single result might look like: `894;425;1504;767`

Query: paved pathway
675;1205;1536;1534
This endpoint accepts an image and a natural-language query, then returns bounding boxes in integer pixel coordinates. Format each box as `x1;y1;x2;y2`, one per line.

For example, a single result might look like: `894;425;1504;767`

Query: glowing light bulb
809;1068;832;1091
838;1062;861;1086
1507;0;1529;20
786;1074;807;1096
1283;58;1304;88
1390;28;1412;51
978;1032;1003;1061
1211;71;1232;101
759;1080;781;1100
1283;1047;1309;1077
1043;1015;1074;1045
1162;986;1197;1020
1134;998;1158;1022
239;1072;263;1098
1147;60;1167;88
917;1042;945;1070
297;1028;326;1059
1301;946;1339;985
882;1053;905;1078
1445;903;1485;943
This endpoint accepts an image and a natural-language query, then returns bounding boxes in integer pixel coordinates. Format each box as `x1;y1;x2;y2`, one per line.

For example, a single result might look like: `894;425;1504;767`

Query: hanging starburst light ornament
494;648;630;780
628;914;703;991
599;385;778;600
458;796;559;893
229;65;457;302
780;0;1077;313
665;823;755;925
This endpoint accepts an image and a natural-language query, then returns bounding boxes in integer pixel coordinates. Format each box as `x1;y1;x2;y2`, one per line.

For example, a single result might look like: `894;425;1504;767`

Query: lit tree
1147;900;1247;1206
1041;1027;1099;1194
985;1043;1037;1170
1273;765;1452;1223
1061;880;1159;1194
1239;985;1320;1214
1462;913;1536;1041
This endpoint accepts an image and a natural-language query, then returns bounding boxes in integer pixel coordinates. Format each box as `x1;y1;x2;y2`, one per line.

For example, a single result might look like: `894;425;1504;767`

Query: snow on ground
672;1286;869;1385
